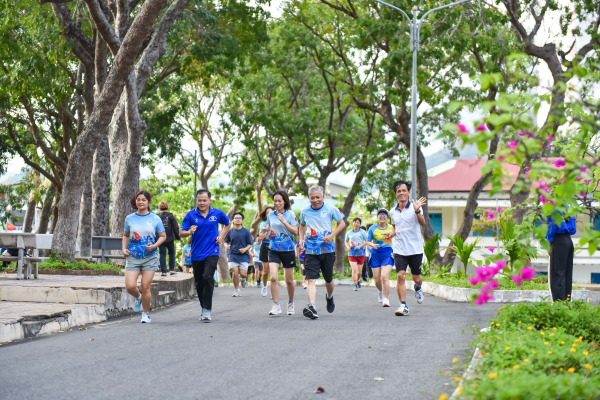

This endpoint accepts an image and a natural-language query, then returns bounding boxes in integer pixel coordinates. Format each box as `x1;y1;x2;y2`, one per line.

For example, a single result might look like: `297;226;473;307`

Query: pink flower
474;280;500;305
507;141;518;149
549;199;555;205
456;123;468;134
488;246;496;253
578;175;583;181
538;183;552;194
585;179;590;185
494;260;507;271
539;195;548;205
547;135;553;141
497;155;505;161
497;207;504;213
475;123;487;131
517;130;528;137
541;141;545;147
511;266;536;287
487;211;495;220
580;167;588;173
553;158;566;168
580;192;586;196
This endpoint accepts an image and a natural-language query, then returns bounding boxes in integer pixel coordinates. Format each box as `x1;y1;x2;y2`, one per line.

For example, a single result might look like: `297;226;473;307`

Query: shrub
38;260;122;273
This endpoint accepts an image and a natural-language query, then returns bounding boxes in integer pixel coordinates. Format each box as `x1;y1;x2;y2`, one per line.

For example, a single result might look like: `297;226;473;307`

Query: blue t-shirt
367;224;393;253
123;212;165;259
346;228;368;257
182;244;192;265
296;240;305;261
546;211;577;243
267;209;298;252
299;203;345;255
252;243;261;262
181;207;230;261
259;221;270;244
224;227;254;263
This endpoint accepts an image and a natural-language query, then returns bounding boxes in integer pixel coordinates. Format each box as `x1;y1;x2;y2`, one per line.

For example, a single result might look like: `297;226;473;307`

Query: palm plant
448;234;481;276
423;233;443;276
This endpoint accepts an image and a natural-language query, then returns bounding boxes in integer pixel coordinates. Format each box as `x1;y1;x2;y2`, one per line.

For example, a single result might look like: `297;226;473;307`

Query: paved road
1;285;501;400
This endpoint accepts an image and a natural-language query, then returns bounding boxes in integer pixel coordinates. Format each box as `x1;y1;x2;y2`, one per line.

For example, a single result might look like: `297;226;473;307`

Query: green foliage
38;260;122;273
448;234;480;276
498;217;538;271
423;233;443;276
408;274;551;291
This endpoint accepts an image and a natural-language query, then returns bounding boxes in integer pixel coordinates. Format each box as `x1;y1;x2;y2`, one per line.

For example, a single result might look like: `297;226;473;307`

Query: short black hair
196;189;211;198
272;190;291;210
353;217;362;224
233;211;244;220
360;226;366;231
393;180;411;193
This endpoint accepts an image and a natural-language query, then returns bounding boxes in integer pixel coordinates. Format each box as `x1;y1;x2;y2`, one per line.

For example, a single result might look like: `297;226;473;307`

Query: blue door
430;213;442;235
591;273;600;284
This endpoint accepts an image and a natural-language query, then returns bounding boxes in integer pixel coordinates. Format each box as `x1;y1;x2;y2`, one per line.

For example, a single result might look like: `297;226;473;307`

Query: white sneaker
378;291;384;303
287;302;295;315
269;303;282;316
232;289;241;297
382;298;390;307
261;286;268;297
415;284;424;304
241;278;247;288
395;303;410;316
141;312;151;323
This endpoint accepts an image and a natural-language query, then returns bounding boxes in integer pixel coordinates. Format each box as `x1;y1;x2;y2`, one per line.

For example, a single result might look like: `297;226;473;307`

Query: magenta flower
517;130;528;137
475;123;487;131
488;246;496;253
507;141;518;149
580;167;588;173
585;179;590;185
497;155;505;161
511;266;536;287
547;135;554;141
539;195;548;205
538;183;552;194
580;192;586;196
494;260;507;271
474;280;500;305
549;199;556;205
553;158;566;168
578;175;583;181
497;207;504;213
456;123;468;134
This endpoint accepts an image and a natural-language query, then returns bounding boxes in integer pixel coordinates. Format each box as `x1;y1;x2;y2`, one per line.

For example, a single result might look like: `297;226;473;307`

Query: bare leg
269;263;279;302
396;270;407;302
232;267;239;290
262;261;270;288
372;267;383;292
381;264;393;298
349;260;359;282
325;280;334;297
307;279;317;303
284;268;295;302
240;268;248;281
140;270;155;312
413;274;423;288
125;271;141;298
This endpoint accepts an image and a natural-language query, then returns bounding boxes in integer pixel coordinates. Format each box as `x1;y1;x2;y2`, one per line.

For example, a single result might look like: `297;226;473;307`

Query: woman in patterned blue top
256;205;274;297
122;191;166;324
260;191;299;316
345;217;368;291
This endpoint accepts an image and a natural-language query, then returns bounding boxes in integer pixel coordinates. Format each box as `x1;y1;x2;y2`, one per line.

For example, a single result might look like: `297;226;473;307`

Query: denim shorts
125;254;159;272
228;262;249;271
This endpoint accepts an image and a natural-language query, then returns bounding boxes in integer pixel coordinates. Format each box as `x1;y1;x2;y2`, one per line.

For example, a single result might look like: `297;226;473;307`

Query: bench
91;236;125;264
0;233;42;280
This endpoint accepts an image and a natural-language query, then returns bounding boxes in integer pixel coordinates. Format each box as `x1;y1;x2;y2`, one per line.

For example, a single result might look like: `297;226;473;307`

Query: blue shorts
369;248;394;268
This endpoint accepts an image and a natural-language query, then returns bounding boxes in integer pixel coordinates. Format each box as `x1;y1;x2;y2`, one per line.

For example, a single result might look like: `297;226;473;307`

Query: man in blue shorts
180;189;231;322
299;186;346;319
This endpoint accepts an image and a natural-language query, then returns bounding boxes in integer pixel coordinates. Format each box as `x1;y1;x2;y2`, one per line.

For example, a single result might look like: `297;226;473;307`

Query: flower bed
451;300;600;399
410;275;553;291
37;260;122;273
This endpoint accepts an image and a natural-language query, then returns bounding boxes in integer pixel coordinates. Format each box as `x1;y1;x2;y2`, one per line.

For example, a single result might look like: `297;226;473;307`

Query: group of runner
121;180;427;323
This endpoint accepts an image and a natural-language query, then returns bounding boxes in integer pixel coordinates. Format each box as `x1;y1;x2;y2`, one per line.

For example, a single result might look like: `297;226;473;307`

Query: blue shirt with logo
546;210;577;243
346;228;368;256
181;207;230;261
259;221;270;244
267;210;298;252
299;203;345;255
123;212;165;259
182;244;192;265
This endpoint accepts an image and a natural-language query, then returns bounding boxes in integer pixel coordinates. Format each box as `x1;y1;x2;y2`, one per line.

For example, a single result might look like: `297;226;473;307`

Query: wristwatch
415;210;422;214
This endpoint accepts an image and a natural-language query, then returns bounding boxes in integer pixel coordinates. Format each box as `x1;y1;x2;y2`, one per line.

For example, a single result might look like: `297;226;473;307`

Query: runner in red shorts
345;218;368;291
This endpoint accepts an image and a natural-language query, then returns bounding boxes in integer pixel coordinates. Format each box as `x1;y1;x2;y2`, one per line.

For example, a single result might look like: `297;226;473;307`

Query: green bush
38;260;122;273
406;274;551;291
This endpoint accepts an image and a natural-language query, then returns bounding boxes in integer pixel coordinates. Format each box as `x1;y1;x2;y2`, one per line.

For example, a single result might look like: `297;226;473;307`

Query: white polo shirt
389;201;424;256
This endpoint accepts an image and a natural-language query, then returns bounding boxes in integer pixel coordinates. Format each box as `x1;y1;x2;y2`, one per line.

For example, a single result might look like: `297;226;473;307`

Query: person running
364;209;394;307
386;180;427;316
296;239;307;289
122;191;166;324
158;201;181;276
224;212;254;297
181;237;192;273
299;186;346;319
180;189;231;322
257;206;274;297
261;192;298;316
345;218;368;291
251;238;262;288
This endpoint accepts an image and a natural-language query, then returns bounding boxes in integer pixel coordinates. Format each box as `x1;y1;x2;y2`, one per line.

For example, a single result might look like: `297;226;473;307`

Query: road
0;285;501;400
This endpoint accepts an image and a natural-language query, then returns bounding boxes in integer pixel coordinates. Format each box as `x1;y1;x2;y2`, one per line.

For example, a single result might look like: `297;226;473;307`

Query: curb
450;347;482;399
38;269;122;276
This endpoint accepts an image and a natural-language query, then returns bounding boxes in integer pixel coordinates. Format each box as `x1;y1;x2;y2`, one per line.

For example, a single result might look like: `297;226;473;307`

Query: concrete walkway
0;285;501;400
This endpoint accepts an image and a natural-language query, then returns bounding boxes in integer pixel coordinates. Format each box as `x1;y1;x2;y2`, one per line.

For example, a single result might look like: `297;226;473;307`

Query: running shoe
378;291;384;304
200;308;212;322
414;284;424;304
303;304;319;319
354;284;359;291
269;303;282;316
141;312;151;323
257;282;261;289
232;289;241;297
395;303;409;316
382;298;390;307
357;280;362;288
326;294;335;313
261;286;268;297
241;278;247;288
133;297;142;313
287;302;295;315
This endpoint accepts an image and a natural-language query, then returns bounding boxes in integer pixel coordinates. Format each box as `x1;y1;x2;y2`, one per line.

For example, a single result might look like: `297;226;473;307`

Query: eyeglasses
378;213;387;217
233;217;243;220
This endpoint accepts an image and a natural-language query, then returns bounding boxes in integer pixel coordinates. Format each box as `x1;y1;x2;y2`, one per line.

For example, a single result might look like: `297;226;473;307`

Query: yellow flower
550;333;555;337
561;341;565;345
471;384;477;389
496;323;500;327
452;377;461;381
583;351;589;356
518;321;522;324
570;348;576;353
488;372;498;379
584;364;593;370
548;351;553;355
572;343;577;347
532;351;537;354
579;336;583;340
540;332;545;336
524;359;530;362
534;318;537;321
453;358;458;363
544;342;549;345
553;327;557;330
439;394;448;400
560;367;564;371
527;326;533;330
505;346;510;350
513;365;520;369
568;367;575;373
456;386;464;395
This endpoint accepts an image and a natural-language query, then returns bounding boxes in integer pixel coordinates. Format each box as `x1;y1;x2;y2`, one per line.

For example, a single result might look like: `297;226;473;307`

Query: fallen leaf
290;337;295;339
374;377;384;381
129;318;131;320
100;324;106;326
58;331;64;333
90;339;94;341
368;346;371;348
313;387;325;393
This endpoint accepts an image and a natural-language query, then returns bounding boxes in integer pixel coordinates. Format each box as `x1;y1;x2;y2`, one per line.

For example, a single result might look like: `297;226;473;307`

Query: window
430;213;442;235
472;214;495;237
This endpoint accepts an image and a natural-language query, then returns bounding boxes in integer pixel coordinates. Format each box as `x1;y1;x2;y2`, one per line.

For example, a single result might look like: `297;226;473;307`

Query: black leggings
549;233;574;302
192;256;219;310
159;240;176;273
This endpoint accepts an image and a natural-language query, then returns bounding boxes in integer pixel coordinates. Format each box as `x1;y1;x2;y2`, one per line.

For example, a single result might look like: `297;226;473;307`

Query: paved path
0;285;500;400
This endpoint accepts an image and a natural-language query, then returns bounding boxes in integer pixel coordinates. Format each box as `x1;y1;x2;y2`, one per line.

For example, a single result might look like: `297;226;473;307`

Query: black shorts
248;265;255;274
259;242;270;263
305;253;335;283
394;253;423;275
268;249;296;268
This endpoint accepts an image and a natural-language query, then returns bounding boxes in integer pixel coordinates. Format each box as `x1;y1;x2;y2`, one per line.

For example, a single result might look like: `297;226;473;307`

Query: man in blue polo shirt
180;189;231;322
546;208;576;302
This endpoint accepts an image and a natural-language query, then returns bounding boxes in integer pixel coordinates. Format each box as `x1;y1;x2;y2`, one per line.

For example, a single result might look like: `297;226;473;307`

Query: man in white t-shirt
385;180;427;316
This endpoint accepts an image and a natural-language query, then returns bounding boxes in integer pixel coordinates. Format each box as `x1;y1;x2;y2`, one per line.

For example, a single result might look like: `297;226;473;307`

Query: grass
409;274;554;291
451;300;600;399
38;260;122;273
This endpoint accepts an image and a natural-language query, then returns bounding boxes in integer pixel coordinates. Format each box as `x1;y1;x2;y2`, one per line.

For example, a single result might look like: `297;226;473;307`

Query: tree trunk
416;145;434;243
51;0;169;260
37;184;56;234
217;204;238;283
91;135;111;237
22;194;36;233
77;175;93;257
49;198;59;234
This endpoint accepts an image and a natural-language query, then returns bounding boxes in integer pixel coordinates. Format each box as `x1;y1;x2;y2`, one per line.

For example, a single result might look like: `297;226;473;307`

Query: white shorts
228;262;249;271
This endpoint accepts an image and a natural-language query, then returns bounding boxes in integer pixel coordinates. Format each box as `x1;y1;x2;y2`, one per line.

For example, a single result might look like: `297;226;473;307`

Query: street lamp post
371;0;469;200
